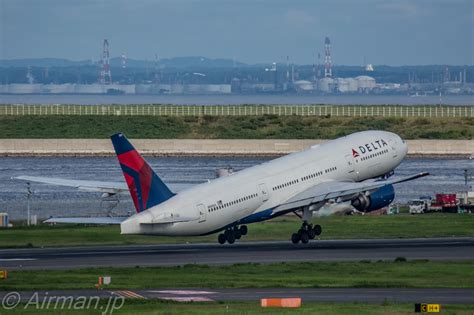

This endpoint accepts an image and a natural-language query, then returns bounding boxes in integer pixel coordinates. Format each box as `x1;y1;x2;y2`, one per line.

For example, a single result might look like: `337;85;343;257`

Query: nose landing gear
291;222;322;244
218;225;248;244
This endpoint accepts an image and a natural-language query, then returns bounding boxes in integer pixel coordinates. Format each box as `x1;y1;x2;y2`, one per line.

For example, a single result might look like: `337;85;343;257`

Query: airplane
16;131;428;245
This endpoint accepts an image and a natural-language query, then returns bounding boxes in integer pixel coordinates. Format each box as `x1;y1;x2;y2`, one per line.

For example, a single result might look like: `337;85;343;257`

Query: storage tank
293;80;314;92
318;77;334;92
346;78;358;92
355;75;376;91
335;78;349;93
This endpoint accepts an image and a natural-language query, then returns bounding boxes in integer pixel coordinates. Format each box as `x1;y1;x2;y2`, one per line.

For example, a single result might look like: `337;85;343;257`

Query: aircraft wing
14;176;128;194
273;172;429;213
43;217;128;224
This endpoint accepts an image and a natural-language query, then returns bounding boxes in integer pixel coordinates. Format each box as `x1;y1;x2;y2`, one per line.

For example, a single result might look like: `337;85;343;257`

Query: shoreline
0;139;472;157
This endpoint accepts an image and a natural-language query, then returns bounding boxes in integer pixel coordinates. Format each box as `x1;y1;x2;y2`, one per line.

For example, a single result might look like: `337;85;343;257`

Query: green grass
1;261;474;290
0;115;472;139
5;301;474;315
2;214;473;249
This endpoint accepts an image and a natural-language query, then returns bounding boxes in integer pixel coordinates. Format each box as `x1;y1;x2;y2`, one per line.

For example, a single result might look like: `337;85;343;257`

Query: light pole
464;169;472;191
26;182;33;226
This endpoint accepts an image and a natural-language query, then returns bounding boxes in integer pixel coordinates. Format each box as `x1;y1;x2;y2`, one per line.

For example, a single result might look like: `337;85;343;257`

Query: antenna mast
99;39;112;84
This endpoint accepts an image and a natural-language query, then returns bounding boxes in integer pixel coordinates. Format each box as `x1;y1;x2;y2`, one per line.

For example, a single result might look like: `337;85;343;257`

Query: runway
1;237;473;270
0;288;473;304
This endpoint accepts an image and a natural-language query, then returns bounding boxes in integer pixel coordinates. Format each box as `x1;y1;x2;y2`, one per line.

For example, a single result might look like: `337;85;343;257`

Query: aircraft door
197;203;207;223
258;183;269;202
345;154;355;172
345;154;359;180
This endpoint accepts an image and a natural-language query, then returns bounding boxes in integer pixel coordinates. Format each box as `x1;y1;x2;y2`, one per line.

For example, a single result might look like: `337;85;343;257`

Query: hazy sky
1;0;473;65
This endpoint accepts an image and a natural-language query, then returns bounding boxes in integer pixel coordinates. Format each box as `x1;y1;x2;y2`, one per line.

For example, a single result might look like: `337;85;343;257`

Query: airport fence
0;104;473;117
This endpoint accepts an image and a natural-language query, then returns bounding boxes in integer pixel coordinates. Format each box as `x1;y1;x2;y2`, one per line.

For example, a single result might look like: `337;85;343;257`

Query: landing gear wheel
291;220;322;244
227;233;236;244
239;225;248;236
234;228;242;239
300;231;309;244
314;224;322;236
218;233;226;244
291;233;300;244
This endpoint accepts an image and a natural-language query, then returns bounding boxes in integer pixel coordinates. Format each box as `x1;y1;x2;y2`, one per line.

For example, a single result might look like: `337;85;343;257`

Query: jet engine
351;184;395;212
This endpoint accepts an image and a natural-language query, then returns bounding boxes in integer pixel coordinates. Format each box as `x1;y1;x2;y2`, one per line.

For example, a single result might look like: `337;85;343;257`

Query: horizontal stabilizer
140;215;198;225
43;217;128;225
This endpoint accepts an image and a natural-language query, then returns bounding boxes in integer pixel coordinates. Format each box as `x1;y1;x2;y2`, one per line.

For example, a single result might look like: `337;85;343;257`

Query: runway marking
111;290;147;299
0;258;37;261
149;290;217;295
159;296;214;302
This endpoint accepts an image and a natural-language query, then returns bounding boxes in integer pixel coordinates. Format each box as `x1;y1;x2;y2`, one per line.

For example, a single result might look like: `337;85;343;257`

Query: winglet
111;133;175;213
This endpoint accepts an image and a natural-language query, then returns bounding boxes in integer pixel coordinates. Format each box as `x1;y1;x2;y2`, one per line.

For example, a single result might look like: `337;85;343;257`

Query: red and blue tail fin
111;133;175;213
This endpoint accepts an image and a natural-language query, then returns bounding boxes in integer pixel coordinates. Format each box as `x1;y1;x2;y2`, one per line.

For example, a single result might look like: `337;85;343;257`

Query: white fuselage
121;130;408;235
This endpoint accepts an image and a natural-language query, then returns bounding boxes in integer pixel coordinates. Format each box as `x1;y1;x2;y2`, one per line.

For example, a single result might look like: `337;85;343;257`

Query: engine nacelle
351;184;395;212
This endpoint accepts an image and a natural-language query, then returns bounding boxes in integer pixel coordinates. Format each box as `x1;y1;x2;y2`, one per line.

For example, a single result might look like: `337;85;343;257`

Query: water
0;94;473;106
0;156;471;220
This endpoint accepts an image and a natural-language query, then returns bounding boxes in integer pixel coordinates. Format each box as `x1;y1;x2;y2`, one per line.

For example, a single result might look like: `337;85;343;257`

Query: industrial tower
324;37;332;78
100;39;112;84
121;53;127;69
154;54;160;84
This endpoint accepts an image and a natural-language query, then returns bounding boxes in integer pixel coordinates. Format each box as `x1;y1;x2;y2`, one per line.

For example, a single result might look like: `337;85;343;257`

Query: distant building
318;77;335;93
365;64;374;71
313;75;376;94
293;80;314;92
0;83;231;95
335;78;358;93
355;75;376;92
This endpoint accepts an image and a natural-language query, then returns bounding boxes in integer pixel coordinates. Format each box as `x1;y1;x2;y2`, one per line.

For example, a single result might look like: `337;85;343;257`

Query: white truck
408;199;429;214
457;191;474;213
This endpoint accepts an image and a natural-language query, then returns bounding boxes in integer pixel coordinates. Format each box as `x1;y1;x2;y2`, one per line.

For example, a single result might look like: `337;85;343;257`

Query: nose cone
400;136;408;156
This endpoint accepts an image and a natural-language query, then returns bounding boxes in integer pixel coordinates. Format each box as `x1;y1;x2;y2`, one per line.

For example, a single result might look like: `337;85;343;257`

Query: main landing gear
218;225;248;244
291;222;322;244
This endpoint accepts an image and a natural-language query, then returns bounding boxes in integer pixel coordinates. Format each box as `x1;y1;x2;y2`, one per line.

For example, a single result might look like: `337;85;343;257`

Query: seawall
0;139;472;157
